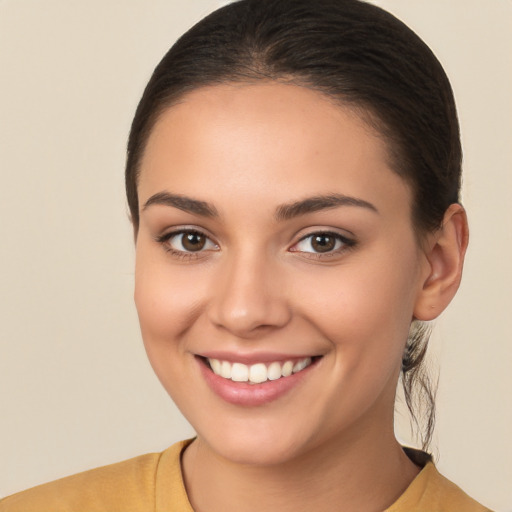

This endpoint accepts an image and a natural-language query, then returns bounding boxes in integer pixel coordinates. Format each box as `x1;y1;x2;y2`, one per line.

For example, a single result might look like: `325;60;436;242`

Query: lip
196;354;320;406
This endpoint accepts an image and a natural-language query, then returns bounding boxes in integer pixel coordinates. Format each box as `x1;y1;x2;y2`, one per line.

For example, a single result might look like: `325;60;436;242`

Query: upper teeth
208;357;313;384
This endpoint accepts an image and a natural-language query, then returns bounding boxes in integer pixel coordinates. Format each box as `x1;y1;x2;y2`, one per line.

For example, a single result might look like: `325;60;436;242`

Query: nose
207;250;292;338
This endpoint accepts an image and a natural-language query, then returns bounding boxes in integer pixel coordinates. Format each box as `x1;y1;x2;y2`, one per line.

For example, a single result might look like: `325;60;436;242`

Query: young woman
0;0;494;510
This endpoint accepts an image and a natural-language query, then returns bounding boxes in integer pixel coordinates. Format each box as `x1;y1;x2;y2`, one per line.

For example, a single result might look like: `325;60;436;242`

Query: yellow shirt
0;440;492;511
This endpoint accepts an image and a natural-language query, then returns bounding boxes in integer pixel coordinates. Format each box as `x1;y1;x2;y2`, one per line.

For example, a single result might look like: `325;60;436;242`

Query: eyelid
155;225;217;243
155;226;219;257
154;226;355;259
292;227;355;245
289;229;356;256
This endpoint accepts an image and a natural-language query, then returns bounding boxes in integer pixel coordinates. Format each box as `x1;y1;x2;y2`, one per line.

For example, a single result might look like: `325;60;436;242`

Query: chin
194;417;320;467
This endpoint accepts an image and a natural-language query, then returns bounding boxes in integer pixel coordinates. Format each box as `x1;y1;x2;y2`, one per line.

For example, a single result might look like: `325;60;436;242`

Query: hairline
130;76;421;229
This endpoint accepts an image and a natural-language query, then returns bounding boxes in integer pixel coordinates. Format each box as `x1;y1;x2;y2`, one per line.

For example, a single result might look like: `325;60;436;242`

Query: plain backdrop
0;1;510;510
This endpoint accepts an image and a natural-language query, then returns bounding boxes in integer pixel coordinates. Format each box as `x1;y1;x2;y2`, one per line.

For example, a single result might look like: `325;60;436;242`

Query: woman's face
135;83;431;465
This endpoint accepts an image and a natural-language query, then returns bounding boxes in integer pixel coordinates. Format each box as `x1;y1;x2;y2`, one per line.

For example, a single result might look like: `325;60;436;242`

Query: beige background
0;1;510;510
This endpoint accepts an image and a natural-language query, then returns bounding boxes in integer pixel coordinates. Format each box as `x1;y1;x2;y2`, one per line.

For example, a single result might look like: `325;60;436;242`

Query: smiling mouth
203;356;319;385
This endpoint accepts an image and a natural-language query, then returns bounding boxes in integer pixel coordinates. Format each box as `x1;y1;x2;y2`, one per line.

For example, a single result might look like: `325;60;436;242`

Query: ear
413;204;469;321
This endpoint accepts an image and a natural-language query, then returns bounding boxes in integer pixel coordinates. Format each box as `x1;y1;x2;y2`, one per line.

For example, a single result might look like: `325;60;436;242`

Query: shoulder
0;441;188;512
427;468;494;512
388;462;494;512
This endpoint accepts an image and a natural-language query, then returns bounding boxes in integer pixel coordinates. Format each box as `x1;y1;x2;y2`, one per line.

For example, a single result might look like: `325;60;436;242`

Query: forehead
138;82;411;217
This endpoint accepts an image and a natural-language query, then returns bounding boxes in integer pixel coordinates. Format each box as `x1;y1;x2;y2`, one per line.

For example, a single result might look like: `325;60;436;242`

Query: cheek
133;249;214;408
294;248;419;369
291;254;419;428
134;247;207;352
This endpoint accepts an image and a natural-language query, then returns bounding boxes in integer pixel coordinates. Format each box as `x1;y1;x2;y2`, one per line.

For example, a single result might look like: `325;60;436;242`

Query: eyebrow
142;192;219;218
274;194;378;221
142;191;378;220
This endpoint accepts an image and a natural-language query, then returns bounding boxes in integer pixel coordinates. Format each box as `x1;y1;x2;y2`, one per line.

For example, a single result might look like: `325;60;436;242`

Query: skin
134;83;468;512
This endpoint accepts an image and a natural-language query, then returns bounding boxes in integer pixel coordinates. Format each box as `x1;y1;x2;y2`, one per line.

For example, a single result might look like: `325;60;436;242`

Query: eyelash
155;229;356;260
291;231;356;259
155;229;219;260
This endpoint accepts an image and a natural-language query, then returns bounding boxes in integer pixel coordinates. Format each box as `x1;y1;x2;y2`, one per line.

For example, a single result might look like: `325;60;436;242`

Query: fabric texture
0;439;492;511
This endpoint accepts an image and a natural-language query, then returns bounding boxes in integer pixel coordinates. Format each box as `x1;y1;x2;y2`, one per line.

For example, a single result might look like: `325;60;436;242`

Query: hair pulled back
126;0;462;451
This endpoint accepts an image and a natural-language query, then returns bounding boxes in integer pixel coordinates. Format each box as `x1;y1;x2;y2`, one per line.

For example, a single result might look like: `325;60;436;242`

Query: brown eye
162;230;218;254
291;231;353;256
182;232;206;251
311;234;336;253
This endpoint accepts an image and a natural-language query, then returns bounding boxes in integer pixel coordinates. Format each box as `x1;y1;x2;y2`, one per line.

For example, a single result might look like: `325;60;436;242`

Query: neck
182;422;420;512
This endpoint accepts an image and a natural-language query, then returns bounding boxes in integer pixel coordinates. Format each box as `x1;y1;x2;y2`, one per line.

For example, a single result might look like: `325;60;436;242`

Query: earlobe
413;204;469;321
